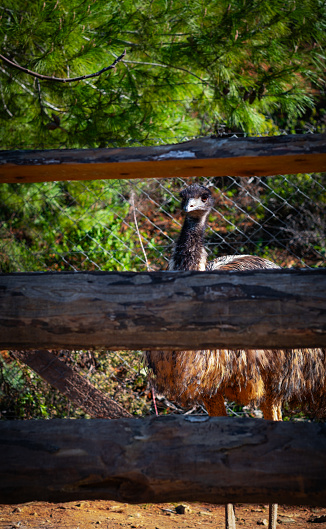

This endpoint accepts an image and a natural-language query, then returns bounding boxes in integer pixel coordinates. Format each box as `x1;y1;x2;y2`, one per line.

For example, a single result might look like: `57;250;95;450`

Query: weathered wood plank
1;270;325;349
11;350;131;419
0;133;325;183
1;416;326;505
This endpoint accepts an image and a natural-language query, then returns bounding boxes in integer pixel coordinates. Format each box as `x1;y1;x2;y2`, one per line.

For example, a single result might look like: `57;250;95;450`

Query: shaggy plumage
146;184;326;421
146;183;325;529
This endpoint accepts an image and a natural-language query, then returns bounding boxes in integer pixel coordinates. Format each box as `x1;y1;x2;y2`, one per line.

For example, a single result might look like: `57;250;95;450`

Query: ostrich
146;183;325;529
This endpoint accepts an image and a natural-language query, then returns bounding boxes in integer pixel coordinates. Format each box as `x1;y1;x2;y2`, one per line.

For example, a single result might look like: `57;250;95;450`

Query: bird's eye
202;195;208;202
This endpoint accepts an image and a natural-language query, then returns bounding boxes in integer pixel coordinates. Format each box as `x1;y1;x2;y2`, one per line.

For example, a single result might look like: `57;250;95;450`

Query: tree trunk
11;350;131;419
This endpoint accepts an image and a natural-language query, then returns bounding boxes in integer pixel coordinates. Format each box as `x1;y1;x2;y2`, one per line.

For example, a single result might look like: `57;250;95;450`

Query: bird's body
146;183;325;528
147;338;326;421
206;254;278;271
147;183;325;418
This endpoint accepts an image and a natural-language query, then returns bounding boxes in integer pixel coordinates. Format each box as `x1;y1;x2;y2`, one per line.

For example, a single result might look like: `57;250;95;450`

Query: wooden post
1;416;326;505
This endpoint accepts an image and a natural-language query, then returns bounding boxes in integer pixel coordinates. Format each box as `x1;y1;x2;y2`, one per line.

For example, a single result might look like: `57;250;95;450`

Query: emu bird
146;183;325;529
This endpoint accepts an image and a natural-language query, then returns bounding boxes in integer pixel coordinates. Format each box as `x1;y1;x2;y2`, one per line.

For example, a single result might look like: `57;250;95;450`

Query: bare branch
0;50;126;83
130;191;151;271
113;56;208;85
0;65;64;111
0;79;13;117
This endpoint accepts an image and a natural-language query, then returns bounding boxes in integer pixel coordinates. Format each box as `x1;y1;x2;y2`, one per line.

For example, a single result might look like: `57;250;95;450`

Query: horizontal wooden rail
1;270;325;349
0;133;325;184
1;416;326;505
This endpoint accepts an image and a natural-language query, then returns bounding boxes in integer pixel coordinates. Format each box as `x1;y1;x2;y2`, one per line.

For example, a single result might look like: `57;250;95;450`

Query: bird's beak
183;198;198;212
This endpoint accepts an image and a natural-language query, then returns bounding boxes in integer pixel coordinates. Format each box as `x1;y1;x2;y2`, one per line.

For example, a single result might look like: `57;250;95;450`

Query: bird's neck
169;214;208;271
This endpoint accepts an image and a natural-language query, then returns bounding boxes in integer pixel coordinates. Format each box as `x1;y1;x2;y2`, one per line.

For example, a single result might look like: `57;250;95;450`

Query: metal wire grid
1;172;325;420
0;174;325;273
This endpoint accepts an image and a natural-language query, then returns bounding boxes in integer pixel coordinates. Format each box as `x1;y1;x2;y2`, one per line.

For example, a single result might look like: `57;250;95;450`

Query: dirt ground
1;500;326;529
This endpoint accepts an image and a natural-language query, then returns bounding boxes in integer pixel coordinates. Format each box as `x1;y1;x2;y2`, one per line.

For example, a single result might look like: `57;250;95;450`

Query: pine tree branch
0;50;126;83
120;57;208;84
0;65;65;112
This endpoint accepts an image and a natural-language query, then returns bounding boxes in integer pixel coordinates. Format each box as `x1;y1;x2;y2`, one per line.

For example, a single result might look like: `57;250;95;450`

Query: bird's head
179;184;214;218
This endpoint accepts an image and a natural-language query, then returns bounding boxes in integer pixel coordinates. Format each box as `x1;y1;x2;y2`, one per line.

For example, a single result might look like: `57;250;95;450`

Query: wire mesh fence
1;171;325;420
1;173;325;274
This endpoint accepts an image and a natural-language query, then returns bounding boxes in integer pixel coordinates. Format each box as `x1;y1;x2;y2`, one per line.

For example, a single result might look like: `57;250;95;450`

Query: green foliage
0;179;143;272
0;354;58;419
0;350;151;419
0;0;325;149
0;1;325;421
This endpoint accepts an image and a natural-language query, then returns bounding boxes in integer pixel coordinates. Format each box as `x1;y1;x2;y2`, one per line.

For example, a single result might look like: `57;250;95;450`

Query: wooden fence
0;133;326;506
1;416;326;506
0;133;325;183
1;269;326;350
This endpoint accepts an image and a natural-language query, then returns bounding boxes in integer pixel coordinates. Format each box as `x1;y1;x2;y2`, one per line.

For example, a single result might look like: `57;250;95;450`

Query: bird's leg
225;503;236;529
277;406;282;421
261;398;282;529
203;395;236;528
202;392;228;416
260;400;281;421
269;504;278;529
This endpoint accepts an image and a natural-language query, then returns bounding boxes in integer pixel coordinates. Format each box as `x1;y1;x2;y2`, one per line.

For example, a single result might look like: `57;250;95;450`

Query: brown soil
1;501;326;528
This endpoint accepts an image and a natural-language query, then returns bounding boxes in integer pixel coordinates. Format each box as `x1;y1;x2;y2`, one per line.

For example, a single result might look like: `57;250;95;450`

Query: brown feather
146;184;326;420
